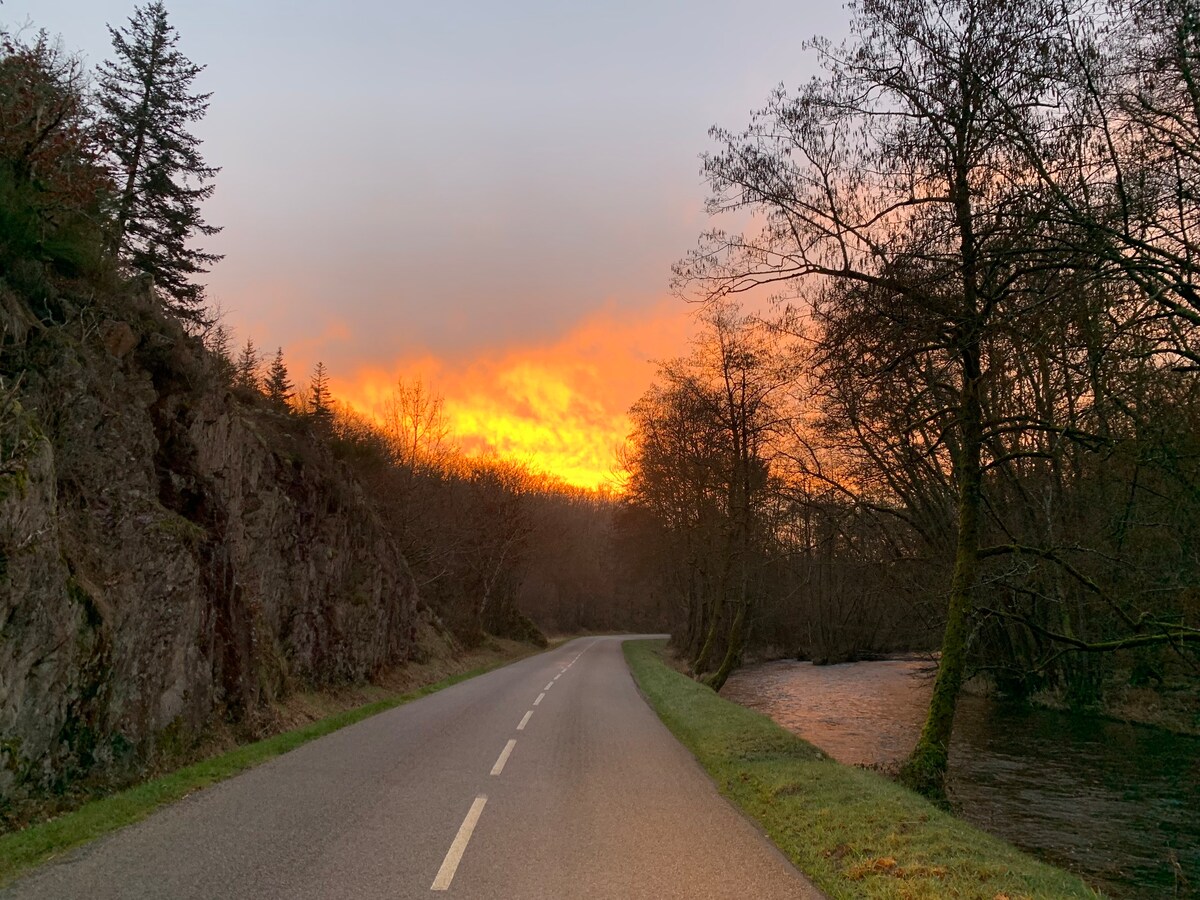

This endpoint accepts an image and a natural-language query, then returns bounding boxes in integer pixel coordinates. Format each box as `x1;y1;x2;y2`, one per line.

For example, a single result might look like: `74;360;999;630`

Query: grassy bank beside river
624;639;1099;900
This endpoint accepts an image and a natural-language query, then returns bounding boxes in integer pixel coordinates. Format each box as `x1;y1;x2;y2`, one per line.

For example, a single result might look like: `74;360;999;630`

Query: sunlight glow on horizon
13;0;850;492
330;301;692;490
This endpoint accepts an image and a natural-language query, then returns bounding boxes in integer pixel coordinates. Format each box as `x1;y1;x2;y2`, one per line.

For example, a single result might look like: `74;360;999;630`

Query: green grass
0;651;538;886
624;639;1101;900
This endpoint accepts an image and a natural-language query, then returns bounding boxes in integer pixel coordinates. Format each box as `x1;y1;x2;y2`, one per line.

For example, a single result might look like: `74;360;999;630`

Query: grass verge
624;639;1100;900
0;642;547;887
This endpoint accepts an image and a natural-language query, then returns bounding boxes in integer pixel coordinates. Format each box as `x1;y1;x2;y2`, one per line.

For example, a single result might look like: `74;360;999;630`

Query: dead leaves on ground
844;854;950;881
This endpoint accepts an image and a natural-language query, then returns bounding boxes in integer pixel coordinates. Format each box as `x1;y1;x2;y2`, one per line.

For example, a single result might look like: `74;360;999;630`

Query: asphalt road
4;636;824;899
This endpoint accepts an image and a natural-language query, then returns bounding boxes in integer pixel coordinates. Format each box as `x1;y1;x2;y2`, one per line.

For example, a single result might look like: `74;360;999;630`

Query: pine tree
308;361;332;423
234;337;259;391
206;323;234;384
264;347;293;409
97;1;221;323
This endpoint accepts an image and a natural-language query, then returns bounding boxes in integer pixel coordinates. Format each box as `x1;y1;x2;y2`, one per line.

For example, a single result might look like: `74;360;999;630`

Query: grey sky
9;0;848;369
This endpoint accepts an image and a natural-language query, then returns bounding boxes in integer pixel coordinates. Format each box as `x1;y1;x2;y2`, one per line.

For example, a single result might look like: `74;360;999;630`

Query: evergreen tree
308;361;332;423
97;1;221;323
264;347;293;409
233;337;259;391
206;323;234;385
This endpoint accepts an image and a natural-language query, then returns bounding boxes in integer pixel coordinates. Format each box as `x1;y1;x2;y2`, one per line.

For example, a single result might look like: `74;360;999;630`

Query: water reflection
723;659;1200;898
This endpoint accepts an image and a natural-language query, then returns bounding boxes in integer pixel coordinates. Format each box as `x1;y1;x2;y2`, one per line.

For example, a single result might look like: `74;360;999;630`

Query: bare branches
670;0;1200;796
981;606;1200;651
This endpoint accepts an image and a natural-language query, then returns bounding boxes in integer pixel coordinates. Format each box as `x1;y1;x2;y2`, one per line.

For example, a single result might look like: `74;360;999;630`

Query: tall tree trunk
706;454;752;690
691;586;722;674
900;350;984;801
109;25;162;253
707;558;749;691
111;123;146;252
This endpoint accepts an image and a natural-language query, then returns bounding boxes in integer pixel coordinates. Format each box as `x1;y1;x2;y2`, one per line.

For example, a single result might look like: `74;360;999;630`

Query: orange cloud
331;300;692;490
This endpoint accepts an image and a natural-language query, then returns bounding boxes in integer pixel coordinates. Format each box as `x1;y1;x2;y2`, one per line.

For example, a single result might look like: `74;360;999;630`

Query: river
723;659;1200;898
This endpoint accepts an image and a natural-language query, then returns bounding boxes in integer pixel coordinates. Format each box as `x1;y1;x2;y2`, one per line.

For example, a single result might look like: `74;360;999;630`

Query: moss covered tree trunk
692;610;719;674
691;561;729;676
706;429;753;691
706;570;748;692
901;348;984;802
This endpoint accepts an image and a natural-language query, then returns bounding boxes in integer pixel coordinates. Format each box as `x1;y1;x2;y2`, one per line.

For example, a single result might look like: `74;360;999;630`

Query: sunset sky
12;0;847;488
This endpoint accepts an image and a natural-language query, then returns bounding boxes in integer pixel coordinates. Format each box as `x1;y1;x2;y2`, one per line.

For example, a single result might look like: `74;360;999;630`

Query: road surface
4;636;823;899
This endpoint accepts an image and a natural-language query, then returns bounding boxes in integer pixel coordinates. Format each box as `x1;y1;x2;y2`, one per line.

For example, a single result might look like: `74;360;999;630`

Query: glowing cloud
331;301;692;490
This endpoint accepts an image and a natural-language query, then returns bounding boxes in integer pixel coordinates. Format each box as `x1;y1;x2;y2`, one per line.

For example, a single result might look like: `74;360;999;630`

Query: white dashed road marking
491;739;517;776
430;795;487;891
434;641;600;892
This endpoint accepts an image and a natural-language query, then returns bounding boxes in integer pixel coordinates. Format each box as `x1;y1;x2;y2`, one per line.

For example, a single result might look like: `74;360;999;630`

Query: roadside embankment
0;635;545;887
624;639;1100;900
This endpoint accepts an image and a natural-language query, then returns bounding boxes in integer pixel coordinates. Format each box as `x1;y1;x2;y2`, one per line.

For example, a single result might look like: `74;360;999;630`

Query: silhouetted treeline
641;0;1200;798
197;335;673;644
298;384;670;644
618;305;940;682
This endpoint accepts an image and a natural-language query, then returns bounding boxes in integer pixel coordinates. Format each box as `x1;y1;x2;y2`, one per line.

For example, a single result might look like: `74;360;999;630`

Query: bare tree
623;304;797;689
205;323;234;385
381;377;453;473
676;0;1074;797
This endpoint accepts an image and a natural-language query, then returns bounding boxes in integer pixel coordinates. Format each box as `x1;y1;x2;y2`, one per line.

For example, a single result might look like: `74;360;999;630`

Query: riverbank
751;646;1200;738
721;654;1200;896
0;633;549;886
1026;678;1200;738
624;639;1099;900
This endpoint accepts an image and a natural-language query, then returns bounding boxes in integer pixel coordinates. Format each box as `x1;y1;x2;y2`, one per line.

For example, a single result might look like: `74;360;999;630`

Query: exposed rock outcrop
0;285;422;802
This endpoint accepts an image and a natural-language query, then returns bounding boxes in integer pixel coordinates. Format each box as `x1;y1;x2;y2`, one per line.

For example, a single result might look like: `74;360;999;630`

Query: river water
723;659;1200;898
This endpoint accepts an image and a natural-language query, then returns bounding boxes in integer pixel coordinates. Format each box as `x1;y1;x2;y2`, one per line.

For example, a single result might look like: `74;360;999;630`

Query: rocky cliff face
0;285;422;803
